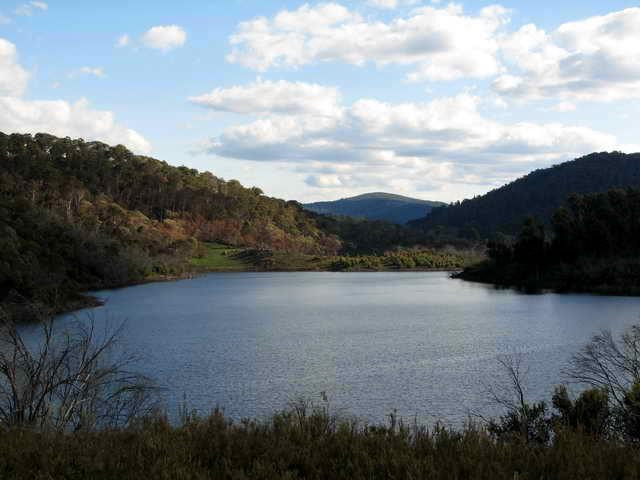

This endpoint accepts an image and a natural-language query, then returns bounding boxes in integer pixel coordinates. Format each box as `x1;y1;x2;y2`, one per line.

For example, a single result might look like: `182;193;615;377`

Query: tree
513;217;547;266
565;326;640;410
484;353;550;444
487;232;514;266
565;324;640;441
0;315;155;431
552;386;610;436
622;382;640;441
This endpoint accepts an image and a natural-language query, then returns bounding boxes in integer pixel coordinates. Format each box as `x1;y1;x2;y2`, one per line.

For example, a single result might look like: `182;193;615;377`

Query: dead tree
565;326;640;410
0;316;155;431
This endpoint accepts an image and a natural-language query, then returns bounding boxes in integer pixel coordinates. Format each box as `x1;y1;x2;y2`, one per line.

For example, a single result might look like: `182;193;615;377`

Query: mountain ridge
409;151;640;236
304;192;444;224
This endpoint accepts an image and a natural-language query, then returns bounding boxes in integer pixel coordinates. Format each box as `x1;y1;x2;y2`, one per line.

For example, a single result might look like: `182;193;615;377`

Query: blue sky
1;1;639;202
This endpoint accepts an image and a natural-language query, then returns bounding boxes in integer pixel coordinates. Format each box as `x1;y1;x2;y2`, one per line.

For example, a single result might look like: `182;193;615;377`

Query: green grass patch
189;242;251;271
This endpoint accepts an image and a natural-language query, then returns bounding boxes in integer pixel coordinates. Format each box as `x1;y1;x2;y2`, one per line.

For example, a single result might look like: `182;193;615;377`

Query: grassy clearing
236;249;335;271
189;243;483;273
189;242;251;271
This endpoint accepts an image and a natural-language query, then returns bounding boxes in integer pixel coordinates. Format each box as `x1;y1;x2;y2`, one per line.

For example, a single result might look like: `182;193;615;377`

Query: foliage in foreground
0;317;155;432
2;320;640;478
1;406;640;480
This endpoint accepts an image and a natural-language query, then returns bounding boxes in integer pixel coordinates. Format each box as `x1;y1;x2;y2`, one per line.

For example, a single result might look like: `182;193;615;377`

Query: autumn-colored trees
0;131;343;320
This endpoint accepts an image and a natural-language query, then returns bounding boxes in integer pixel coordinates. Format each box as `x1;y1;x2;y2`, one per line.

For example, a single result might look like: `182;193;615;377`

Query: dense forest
311;212;473;254
410;152;640;236
459;188;640;293
304;192;443;224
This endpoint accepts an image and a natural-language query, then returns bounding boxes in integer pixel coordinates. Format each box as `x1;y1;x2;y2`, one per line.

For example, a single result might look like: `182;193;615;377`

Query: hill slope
304;192;444;224
458;188;640;294
0;132;343;320
409;152;640;235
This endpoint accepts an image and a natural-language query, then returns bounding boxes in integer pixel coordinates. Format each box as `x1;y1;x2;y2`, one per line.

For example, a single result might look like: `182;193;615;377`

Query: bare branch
0;315;156;431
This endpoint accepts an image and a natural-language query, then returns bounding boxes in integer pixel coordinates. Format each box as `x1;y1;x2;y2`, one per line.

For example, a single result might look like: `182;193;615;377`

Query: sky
1;1;639;203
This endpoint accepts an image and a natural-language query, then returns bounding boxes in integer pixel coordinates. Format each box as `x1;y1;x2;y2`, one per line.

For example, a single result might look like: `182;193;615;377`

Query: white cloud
227;2;509;81
366;0;419;9
226;4;640;103
14;1;47;16
198;81;619;196
0;38;29;96
0;97;152;153
210;93;613;163
141;25;187;51
0;37;151;154
552;101;576;112
115;34;130;48
189;79;342;116
495;7;640;102
68;66;105;78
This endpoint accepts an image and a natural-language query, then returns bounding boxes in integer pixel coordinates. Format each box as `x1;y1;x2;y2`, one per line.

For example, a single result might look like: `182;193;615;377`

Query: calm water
48;272;640;425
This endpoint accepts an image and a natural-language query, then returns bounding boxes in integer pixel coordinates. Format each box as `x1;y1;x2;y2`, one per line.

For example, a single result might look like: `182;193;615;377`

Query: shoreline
60;267;463;317
454;269;640;297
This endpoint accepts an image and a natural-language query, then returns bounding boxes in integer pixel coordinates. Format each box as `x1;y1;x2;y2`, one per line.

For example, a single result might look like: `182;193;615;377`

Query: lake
50;272;640;426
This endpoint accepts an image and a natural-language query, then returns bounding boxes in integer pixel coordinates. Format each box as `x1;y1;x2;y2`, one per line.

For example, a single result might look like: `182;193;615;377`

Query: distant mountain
409;151;640;236
304;192;444;224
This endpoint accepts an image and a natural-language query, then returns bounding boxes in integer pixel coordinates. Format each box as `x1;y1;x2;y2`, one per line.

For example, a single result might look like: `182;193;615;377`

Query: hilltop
304;192;443;224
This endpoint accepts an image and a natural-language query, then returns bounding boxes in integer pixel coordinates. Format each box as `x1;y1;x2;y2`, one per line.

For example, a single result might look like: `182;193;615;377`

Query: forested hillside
458;188;640;294
304;192;443;224
1;132;469;321
410;152;640;236
0;132;343;320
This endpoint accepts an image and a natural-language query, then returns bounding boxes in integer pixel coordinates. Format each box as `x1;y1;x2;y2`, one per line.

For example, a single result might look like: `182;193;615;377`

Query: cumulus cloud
0;38;30;96
0;97;151;153
0;37;151;154
226;4;640;104
189;79;342;116
495;7;640;101
141;25;187;51
209;93;614;163
227;2;509;81
197;80;619;196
